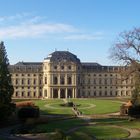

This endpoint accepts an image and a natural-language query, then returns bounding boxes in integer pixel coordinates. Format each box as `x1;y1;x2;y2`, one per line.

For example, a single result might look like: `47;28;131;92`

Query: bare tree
110;27;140;106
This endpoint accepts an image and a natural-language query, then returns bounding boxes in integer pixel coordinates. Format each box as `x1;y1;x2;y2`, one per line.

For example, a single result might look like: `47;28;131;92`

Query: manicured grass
33;99;73;115
33;98;122;115
115;119;140;129
32;118;86;133
72;99;121;114
70;125;129;140
92;118;140;129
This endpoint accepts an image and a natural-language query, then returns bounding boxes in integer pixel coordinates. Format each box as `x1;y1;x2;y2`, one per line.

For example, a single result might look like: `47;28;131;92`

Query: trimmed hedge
16;101;35;108
128;105;140;117
17;106;40;122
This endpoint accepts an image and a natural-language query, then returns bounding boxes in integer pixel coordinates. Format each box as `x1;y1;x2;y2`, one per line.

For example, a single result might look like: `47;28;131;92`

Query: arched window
67;77;72;84
60;76;65;84
53;76;58;84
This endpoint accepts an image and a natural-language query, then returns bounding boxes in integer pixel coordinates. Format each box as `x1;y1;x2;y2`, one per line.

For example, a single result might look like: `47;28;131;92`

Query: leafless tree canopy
110;27;140;66
110;27;140;85
110;28;140;67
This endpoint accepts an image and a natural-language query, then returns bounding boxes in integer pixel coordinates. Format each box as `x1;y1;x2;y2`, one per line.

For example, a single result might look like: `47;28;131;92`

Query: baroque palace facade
9;51;134;99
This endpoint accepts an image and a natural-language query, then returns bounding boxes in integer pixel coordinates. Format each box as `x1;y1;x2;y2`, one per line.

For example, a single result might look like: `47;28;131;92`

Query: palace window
54;66;57;70
39;92;42;97
53;76;58;84
27;92;30;97
68;66;71;70
45;77;47;84
22;79;24;84
94;91;96;96
21;91;24;97
110;91;113;96
88;79;90;84
99;91;102;96
60;76;65;84
15;91;19;97
40;79;42;84
67;76;72;84
99;78;102;84
34;79;36;85
34;92;36;97
16;79;18;85
104;79;107;84
28;79;30;84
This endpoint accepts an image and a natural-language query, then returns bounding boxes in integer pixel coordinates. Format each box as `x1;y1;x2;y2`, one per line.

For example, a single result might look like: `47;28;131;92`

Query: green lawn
33;99;73;115
31;118;86;133
32;98;122;115
72;99;121;114
91;118;140;129
69;125;129;140
12;98;140;139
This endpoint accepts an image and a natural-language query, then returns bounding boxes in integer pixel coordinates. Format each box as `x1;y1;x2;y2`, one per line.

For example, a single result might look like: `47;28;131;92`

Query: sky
0;0;139;65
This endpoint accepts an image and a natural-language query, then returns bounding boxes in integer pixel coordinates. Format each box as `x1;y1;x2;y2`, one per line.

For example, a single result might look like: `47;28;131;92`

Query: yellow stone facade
9;51;134;99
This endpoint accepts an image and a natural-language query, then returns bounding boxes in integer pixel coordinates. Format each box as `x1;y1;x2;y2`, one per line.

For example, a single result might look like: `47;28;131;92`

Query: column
58;89;60;99
52;88;54;98
65;74;67;85
73;88;75;98
66;88;68;98
58;74;60;85
75;88;77;98
72;74;75;85
50;88;52;98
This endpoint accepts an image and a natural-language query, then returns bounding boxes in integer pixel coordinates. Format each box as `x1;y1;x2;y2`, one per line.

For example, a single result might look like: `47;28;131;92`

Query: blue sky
0;0;139;65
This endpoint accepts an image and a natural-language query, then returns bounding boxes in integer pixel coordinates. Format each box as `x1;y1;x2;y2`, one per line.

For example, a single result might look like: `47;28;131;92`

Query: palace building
9;51;134;99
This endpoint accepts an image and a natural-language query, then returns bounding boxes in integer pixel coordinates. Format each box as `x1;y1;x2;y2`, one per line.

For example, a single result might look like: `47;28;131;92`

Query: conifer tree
0;41;15;121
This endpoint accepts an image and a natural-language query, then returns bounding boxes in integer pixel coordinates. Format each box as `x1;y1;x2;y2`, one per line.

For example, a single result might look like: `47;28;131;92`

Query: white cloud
64;34;103;40
0;23;77;39
0;14;104;40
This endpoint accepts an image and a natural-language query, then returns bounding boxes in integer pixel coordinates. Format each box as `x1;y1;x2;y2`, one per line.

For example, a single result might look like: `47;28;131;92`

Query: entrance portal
68;89;72;98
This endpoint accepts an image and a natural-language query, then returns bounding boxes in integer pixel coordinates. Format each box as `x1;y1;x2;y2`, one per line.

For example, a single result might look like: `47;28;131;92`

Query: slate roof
45;51;81;63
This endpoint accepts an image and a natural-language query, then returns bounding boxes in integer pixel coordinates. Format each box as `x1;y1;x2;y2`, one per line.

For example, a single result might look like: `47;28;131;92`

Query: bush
60;102;74;107
17;106;40;122
128;105;140;117
16;101;35;108
0;102;16;121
